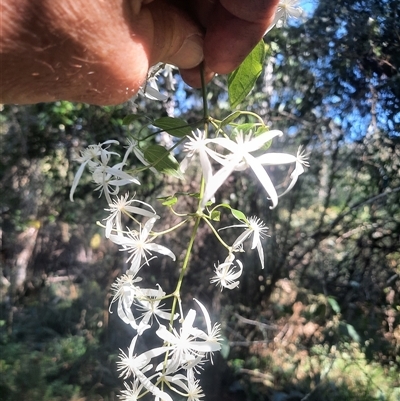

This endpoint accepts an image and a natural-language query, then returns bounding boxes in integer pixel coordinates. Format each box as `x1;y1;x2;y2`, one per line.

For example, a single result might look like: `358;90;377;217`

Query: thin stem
200;64;209;123
202;217;231;250
170;215;202;322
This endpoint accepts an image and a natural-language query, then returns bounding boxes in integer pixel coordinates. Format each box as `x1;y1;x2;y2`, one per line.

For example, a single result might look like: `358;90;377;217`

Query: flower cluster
70;119;308;398
68;3;306;399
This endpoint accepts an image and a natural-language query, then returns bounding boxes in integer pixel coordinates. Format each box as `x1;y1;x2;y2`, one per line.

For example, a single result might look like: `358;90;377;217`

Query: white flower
117;335;172;401
193;299;222;348
256;145;310;197
265;0;303;34
109;274;142;329
118;380;144;401
123;138;158;174
139;79;168;101
169;371;205;401
223;216;269;269
210;254;243;291
109;217;176;275
156;304;221;374
180;129;226;184
69;140;119;201
138;63;177;101
134;285;178;335
91;161;140;204
104;193;158;238
202;130;283;209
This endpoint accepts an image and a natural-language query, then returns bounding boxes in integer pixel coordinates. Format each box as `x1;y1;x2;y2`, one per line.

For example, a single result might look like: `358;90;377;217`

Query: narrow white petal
256;240;265;269
278;161;305;197
243;130;283;153
141;84;168;101
194;299;212;335
245;153;279;208
105;167;141;184
69;161;87;201
146;243;176;261
156;324;177;344
199;148;213;184
232;229;252;249
201;161;236;209
124;205;157;218
256;152;297;166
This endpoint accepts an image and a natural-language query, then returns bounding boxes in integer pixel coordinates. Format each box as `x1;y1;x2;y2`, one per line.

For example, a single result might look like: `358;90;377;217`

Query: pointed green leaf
211;210;221;222
234;123;260;134
327;297;341;314
153;117;192;138
220;111;242;127
160;196;178;206
143;145;183;179
122;114;145;125
231;208;247;222
346;324;361;343
228;40;266;108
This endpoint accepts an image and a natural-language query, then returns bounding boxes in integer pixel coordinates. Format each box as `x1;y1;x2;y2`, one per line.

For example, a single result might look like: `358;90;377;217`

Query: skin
0;0;280;105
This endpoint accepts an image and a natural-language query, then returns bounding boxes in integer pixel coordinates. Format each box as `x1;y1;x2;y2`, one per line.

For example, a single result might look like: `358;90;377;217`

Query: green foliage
143;144;183;178
228;40;267;108
152;116;193;138
0;279;118;401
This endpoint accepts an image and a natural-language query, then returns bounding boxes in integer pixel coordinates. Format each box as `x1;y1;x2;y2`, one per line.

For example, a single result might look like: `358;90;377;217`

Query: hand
0;0;279;105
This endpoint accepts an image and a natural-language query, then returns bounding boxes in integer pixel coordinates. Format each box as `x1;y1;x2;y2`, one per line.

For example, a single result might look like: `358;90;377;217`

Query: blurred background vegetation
1;0;399;400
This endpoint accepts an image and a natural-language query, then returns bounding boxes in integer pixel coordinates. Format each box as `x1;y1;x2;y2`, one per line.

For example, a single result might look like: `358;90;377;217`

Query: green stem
202;217;231;250
200;64;209;123
169;215;201;326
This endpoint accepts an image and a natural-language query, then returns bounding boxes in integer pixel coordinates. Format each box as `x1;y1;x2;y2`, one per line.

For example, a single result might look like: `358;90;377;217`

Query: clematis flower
201;131;309;209
109;274;143;329
193;299;222;349
134;285;178;335
117;335;172;401
265;0;303;34
138;63;176;101
156;302;221;374
104;193;158;238
223;216;269;269
109;217;176;275
91;161;140;205
69;140;119;201
168;371;205;401
201;130;283;209
180;129;226;185
118;380;144;401
210;254;243;291
123;138;158;174
256;145;310;198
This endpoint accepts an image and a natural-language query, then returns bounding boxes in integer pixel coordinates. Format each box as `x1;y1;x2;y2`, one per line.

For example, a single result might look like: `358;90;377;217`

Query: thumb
139;1;204;70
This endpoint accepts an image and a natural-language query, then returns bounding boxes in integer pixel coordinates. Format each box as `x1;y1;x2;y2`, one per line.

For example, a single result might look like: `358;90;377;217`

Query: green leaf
143;145;183;179
231;208;247;222
346;323;361;343
122;114;145;125
234;123;260;134
159;196;178;206
211;210;221;222
153;117;192;138
220;111;242;127
228;40;266;108
327;297;341;314
220;336;230;359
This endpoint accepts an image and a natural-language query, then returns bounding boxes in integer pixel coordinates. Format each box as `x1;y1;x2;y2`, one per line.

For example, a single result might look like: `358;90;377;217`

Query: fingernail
171;34;204;69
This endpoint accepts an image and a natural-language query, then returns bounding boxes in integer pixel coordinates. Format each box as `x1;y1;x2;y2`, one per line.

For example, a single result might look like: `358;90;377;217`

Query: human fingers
206;0;280;73
180;0;279;87
0;0;204;105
